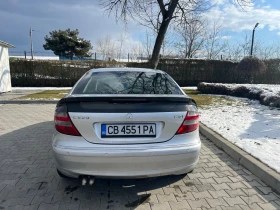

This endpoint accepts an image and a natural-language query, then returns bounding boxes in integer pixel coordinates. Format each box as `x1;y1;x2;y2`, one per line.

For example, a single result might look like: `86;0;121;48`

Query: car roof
89;68;165;74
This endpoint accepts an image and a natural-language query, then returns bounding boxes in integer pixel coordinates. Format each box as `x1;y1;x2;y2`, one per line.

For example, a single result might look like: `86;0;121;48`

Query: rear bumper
52;133;201;178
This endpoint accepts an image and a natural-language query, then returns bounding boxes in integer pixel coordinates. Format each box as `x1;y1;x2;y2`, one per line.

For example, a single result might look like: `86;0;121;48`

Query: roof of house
0;40;15;48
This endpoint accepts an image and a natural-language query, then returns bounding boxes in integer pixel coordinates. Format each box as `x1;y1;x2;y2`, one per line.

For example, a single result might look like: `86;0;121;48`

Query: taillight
54;104;81;136
176;106;199;135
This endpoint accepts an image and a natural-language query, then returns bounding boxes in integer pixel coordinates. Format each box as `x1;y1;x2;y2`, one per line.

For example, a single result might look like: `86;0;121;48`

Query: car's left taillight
54;104;81;136
176;105;200;135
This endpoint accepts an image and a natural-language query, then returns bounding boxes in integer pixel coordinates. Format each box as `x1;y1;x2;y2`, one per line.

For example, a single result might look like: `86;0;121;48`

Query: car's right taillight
54;104;81;136
176;105;200;135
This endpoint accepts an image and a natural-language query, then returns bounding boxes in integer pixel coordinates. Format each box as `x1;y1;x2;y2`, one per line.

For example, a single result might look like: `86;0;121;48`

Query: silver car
52;68;201;183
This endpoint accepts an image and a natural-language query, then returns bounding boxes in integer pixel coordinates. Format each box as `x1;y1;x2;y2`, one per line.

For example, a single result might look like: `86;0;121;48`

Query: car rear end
52;68;201;178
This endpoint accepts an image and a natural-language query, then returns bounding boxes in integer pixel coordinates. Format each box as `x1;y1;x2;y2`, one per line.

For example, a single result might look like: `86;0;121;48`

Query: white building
0;40;15;93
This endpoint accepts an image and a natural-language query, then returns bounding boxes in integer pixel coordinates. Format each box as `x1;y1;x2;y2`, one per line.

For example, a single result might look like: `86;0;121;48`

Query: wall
0;46;12;92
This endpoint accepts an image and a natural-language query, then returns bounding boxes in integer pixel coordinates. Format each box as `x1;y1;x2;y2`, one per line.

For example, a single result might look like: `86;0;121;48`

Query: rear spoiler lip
59;96;197;105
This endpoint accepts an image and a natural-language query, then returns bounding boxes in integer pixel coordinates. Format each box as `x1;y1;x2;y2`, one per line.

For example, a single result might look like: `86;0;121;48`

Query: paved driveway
0;104;279;210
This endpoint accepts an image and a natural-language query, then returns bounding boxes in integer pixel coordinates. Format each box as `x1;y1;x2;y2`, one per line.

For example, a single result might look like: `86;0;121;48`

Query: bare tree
203;19;226;60
100;0;253;67
117;33;128;61
100;0;210;68
96;35;116;60
175;15;205;58
224;39;243;61
140;30;155;58
255;41;278;59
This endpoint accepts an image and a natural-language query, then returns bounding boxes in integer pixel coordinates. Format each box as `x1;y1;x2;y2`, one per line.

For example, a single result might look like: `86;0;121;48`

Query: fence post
24;51;27;60
95;52;96;61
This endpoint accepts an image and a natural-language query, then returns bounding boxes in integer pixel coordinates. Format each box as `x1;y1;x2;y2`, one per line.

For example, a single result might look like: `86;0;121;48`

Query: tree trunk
150;0;179;69
150;19;171;69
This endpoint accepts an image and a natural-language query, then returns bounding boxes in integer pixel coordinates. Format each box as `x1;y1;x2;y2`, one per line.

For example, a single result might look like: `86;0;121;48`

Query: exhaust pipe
81;176;95;186
89;177;95;186
82;177;87;186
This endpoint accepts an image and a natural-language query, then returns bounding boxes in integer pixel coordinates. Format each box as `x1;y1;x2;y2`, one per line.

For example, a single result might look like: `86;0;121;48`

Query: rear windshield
72;71;183;95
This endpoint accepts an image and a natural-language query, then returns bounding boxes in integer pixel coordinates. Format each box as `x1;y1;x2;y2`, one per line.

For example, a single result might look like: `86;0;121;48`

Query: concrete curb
0;100;59;104
200;123;280;194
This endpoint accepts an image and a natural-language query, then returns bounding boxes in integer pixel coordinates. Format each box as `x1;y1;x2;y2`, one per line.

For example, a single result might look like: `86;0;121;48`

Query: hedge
128;59;280;85
198;82;280;108
10;58;280;87
10;60;126;87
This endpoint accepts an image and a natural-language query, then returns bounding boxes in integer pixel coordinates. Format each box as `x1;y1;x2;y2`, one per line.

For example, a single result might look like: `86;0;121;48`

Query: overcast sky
0;0;145;54
1;0;280;55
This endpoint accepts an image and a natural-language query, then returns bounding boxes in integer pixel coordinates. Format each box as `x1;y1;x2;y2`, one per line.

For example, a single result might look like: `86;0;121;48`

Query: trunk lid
63;95;195;145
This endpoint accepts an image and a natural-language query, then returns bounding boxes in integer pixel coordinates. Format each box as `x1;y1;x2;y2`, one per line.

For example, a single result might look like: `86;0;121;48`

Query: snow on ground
181;87;197;90
200;96;280;173
201;83;280;106
12;87;72;90
220;84;280;96
10;56;59;60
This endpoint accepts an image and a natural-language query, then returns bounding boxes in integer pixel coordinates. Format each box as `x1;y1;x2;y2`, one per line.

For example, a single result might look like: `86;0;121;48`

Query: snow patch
200;96;280;173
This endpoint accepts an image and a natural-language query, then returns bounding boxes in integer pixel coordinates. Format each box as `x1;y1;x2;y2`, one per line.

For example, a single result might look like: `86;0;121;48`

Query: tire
57;169;70;179
188;170;194;174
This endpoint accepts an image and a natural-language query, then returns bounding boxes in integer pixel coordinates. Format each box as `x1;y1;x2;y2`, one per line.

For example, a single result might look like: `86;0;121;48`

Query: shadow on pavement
0;121;189;210
0;121;279;209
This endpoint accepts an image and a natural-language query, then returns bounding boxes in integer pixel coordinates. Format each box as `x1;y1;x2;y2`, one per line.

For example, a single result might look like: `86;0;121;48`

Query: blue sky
1;0;280;56
209;0;280;45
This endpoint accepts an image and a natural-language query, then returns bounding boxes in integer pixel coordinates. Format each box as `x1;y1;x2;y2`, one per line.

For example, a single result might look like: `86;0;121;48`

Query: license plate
101;124;156;138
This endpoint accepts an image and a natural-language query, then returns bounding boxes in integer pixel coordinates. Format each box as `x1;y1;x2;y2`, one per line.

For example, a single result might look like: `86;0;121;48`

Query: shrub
235;56;267;83
198;82;280;108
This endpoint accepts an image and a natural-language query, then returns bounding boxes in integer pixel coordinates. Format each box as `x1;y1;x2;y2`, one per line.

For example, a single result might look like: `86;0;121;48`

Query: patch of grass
183;89;236;108
19;90;69;100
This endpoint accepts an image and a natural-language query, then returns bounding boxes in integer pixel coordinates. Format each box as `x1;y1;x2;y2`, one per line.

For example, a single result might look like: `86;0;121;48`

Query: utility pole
30;27;34;60
250;23;259;56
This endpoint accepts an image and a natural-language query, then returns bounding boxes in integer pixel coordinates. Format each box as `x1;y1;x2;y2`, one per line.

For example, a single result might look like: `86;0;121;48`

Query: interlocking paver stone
212;183;231;191
225;189;247;197
187;173;204;179
213;177;232;184
195;184;215;192
151;202;171;210
169;200;191;210
257;186;274;194
187;198;210;209
240;194;266;205
0;104;279;210
239;203;263;210
228;182;247;190
198;178;217;185
157;194;177;203
135;203;152;210
223;196;247;206
258;201;280;210
206;197;228;208
201;172;218;179
208;190;230;198
192;191;212;199
174;192;195;202
221;206;242;210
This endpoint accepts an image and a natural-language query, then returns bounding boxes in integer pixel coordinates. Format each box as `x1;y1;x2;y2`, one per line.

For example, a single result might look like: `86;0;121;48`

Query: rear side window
72;71;183;95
